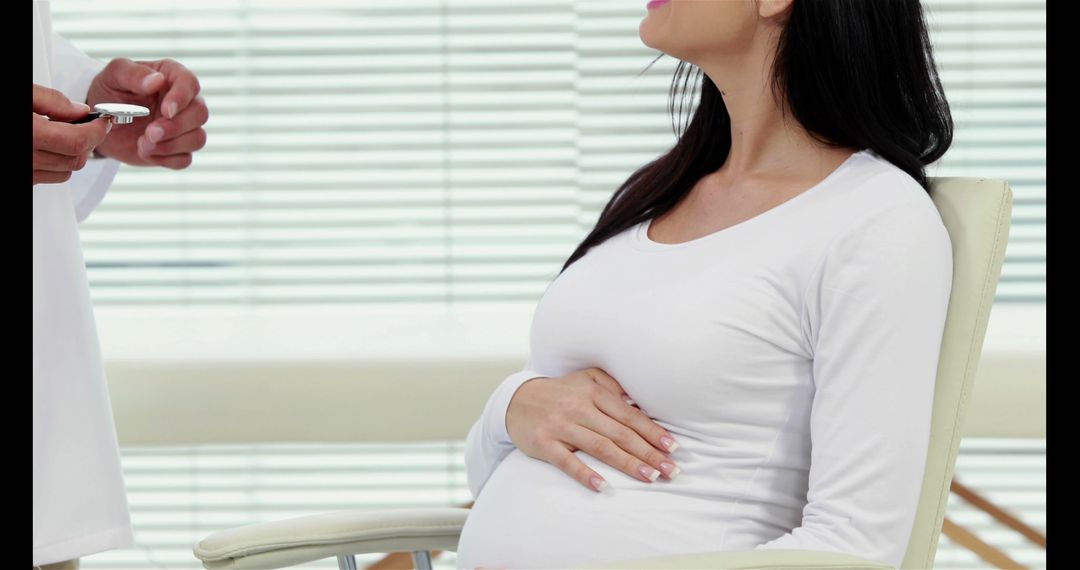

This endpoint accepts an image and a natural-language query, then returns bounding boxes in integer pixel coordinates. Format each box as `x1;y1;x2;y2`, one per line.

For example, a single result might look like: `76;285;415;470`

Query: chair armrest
582;550;892;570
193;507;468;569
193;507;889;570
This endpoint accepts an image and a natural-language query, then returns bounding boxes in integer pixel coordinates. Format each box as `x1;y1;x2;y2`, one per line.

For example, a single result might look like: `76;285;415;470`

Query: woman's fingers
583;367;635;404
569;423;664;483
545;440;608;493
577;409;679;480
583;367;682;453
594;388;681;454
510;367;683;492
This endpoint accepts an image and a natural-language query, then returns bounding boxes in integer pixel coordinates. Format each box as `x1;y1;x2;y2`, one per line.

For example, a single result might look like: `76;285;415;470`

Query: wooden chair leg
366;551;430;570
951;479;1046;548
942;517;1026;569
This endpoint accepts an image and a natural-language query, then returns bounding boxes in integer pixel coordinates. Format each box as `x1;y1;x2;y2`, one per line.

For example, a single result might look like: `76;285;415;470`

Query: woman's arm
463;367;547;498
756;196;953;568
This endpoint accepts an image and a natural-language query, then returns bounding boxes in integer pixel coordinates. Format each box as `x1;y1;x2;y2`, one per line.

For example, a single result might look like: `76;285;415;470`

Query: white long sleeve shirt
33;1;131;565
458;150;952;569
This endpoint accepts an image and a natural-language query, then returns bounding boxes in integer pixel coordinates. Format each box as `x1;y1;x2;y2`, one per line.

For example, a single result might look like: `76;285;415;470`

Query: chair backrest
901;178;1012;568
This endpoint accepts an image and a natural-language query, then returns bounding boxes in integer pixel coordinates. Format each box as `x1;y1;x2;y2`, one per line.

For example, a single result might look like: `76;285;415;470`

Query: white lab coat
33;1;133;565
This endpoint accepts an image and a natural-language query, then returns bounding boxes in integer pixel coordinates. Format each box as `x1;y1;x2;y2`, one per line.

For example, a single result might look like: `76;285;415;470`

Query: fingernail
639;465;661;482
142;72;164;92
660;462;681;480
590;476;607;492
104;121;113;134
623;396;636;406
660;436;680;453
74;102;91;113
165;102;178;119
147;125;165;143
138;136;154;156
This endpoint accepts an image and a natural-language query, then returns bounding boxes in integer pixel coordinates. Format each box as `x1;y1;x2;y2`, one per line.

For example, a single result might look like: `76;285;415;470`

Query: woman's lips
647;0;671;10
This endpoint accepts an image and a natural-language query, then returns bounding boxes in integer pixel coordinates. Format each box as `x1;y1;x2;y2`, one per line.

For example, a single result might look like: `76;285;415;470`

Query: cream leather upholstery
902;178;1013;568
194;509;469;570
193;178;1012;569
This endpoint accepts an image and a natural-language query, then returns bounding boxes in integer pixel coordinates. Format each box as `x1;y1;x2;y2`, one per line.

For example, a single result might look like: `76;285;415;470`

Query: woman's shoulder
821;149;946;236
796;153;954;320
803;150;952;280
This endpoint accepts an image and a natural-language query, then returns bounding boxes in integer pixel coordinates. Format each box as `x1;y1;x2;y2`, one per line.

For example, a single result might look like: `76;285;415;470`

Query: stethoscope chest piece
92;103;151;124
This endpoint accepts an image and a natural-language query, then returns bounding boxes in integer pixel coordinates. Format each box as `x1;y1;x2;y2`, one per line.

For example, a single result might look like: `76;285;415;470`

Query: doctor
33;3;209;569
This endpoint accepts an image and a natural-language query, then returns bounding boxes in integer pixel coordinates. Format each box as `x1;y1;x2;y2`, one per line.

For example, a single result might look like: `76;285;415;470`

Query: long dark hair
563;0;952;270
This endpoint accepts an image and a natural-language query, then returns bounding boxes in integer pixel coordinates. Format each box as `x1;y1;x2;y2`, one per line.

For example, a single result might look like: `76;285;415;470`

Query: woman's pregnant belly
456;443;803;569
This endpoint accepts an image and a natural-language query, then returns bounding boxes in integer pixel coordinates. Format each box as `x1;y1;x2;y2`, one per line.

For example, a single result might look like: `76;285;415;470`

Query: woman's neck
696;30;849;184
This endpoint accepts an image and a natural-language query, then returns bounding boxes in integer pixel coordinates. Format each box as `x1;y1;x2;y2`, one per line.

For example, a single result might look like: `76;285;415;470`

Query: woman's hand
505;368;681;492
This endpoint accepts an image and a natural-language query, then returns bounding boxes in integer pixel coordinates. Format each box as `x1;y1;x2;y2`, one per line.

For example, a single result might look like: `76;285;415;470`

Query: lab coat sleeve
50;32;121;223
464;365;547;498
755;197;953;568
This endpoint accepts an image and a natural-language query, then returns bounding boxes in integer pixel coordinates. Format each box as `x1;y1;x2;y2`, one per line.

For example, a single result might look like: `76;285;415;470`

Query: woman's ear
757;0;795;19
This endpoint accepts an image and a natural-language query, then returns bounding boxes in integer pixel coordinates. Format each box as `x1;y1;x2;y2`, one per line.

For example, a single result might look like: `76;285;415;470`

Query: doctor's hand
86;58;208;169
33;83;111;185
505;368;681;493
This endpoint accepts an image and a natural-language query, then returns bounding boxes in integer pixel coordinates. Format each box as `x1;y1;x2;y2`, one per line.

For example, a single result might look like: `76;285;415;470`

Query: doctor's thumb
32;83;90;119
101;58;166;95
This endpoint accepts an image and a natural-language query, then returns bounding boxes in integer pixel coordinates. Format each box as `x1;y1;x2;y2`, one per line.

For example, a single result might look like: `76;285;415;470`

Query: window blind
51;0;1045;307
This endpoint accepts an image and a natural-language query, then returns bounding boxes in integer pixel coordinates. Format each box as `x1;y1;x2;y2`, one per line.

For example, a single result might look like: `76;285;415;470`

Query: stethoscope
66;103;151;124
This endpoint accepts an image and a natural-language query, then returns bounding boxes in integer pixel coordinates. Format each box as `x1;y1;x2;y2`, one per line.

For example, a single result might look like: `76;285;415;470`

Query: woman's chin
639;27;665;54
638;23;653;49
639;20;679;59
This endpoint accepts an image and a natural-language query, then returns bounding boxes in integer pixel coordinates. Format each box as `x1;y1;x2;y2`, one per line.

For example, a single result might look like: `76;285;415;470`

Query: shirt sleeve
464;365;547;498
756;196;953;568
50;32;121;222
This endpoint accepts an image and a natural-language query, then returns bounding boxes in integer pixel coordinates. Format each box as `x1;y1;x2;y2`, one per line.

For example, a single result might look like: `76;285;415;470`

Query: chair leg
338;555;359;570
942;517;1026;569
364;551;415;569
411;550;434;570
951;479;1047;548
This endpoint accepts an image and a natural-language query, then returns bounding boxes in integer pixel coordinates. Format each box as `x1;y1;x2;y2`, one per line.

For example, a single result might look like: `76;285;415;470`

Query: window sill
95;303;1044;445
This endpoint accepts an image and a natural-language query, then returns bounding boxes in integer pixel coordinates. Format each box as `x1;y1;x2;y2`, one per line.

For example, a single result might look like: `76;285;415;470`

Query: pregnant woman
458;0;953;568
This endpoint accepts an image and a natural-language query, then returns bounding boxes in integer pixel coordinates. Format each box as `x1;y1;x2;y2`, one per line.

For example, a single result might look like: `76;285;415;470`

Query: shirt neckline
632;149;871;251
